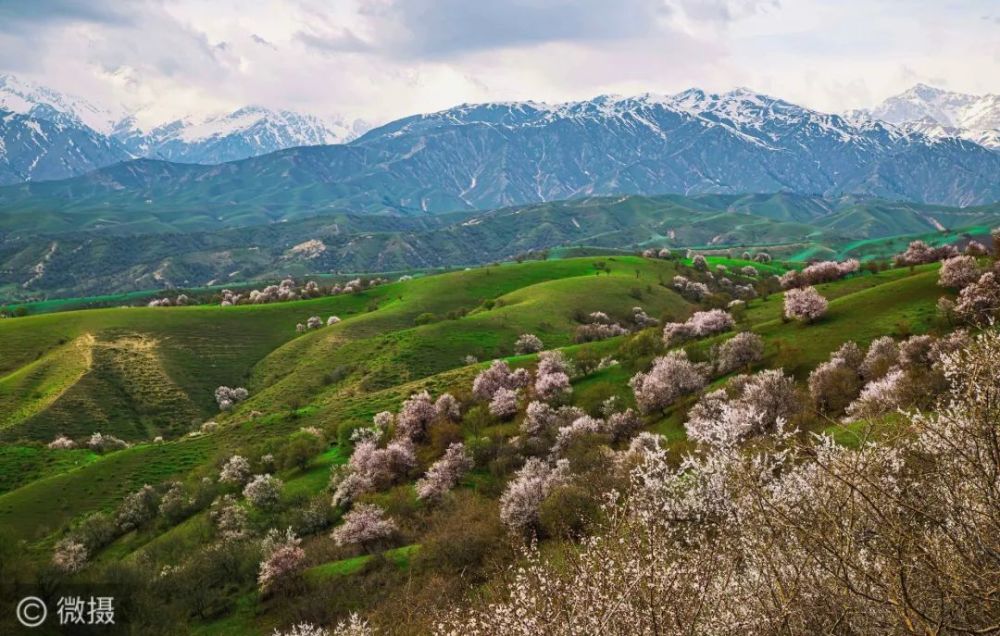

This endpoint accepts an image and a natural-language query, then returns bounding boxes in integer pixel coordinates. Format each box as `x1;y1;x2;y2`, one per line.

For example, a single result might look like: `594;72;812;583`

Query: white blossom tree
243;474;284;509
220;454;252;485
514;333;544;354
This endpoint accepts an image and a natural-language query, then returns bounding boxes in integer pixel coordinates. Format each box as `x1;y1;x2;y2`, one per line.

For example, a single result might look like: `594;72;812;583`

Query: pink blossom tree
52;538;88;573
215;386;249;411
258;529;305;594
416;442;473;501
499;458;571;537
860;336;899;382
210;494;248;540
713;332;764;374
629;351;709;414
473;360;529;400
938;255;981;289
783;286;828;323
955;272;1000;324
489;387;521;419
434;393;461;421
116;484;159;531
47;434;77;449
395;391;436;441
331;503;397;552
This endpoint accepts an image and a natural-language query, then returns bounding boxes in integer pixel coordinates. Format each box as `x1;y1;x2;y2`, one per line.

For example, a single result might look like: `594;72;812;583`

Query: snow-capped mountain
0;74;369;183
126;106;369;164
4;87;998;213
862;84;1000;149
344;88;998;209
0;109;131;185
0;74;125;134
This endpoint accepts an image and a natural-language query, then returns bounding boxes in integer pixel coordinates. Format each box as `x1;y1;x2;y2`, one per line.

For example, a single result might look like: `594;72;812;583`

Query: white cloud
0;0;996;128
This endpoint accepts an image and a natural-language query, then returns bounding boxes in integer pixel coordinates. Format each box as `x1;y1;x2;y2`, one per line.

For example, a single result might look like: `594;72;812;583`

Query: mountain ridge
0;74;369;181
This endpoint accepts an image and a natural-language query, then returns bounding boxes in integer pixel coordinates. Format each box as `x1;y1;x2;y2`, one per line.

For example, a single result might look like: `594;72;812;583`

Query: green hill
4;192;997;302
0;254;974;634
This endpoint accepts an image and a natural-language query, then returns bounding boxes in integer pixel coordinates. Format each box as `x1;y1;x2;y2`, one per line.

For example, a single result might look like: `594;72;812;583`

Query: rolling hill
3;193;999;302
0;253;960;634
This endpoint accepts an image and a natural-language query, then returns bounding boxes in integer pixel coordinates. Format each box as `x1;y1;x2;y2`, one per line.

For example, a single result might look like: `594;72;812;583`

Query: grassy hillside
0;253;970;634
4;193;997;302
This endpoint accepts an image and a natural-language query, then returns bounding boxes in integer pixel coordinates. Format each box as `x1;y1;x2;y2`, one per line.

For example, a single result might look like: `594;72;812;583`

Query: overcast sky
0;0;997;127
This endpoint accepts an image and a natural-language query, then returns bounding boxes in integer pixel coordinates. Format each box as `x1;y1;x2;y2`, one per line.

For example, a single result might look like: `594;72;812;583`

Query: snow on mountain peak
864;84;1000;149
0;74;124;134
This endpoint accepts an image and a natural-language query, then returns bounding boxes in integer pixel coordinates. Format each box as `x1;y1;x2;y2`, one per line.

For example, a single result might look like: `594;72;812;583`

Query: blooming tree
472;360;531;400
894;240;958;266
713;332;764;374
210;494;248;540
416;442;474;501
490;387;521;419
498;458;571;536
87;432;128;452
860;336;899;381
395;391;437;441
331;503;397;551
258;529;305;594
514;333;544;354
220;455;252;485
214;386;249;411
938;255;981;289
116;484;159;531
52;538;88;573
243;474;284;509
630;351;709;414
48;434;77;449
783;286;828;322
955;272;1000;324
434;393;461;421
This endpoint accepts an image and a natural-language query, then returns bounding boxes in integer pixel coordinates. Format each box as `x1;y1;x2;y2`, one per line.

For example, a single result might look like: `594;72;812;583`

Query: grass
304;544;420;581
0;254;959;636
0;257;947;547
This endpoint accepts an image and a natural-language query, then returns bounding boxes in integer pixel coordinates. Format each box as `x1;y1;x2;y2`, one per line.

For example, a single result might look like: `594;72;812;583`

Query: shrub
280;431;327;471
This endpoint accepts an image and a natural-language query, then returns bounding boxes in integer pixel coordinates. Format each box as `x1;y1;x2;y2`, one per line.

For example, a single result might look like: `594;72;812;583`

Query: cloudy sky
0;0;997;127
